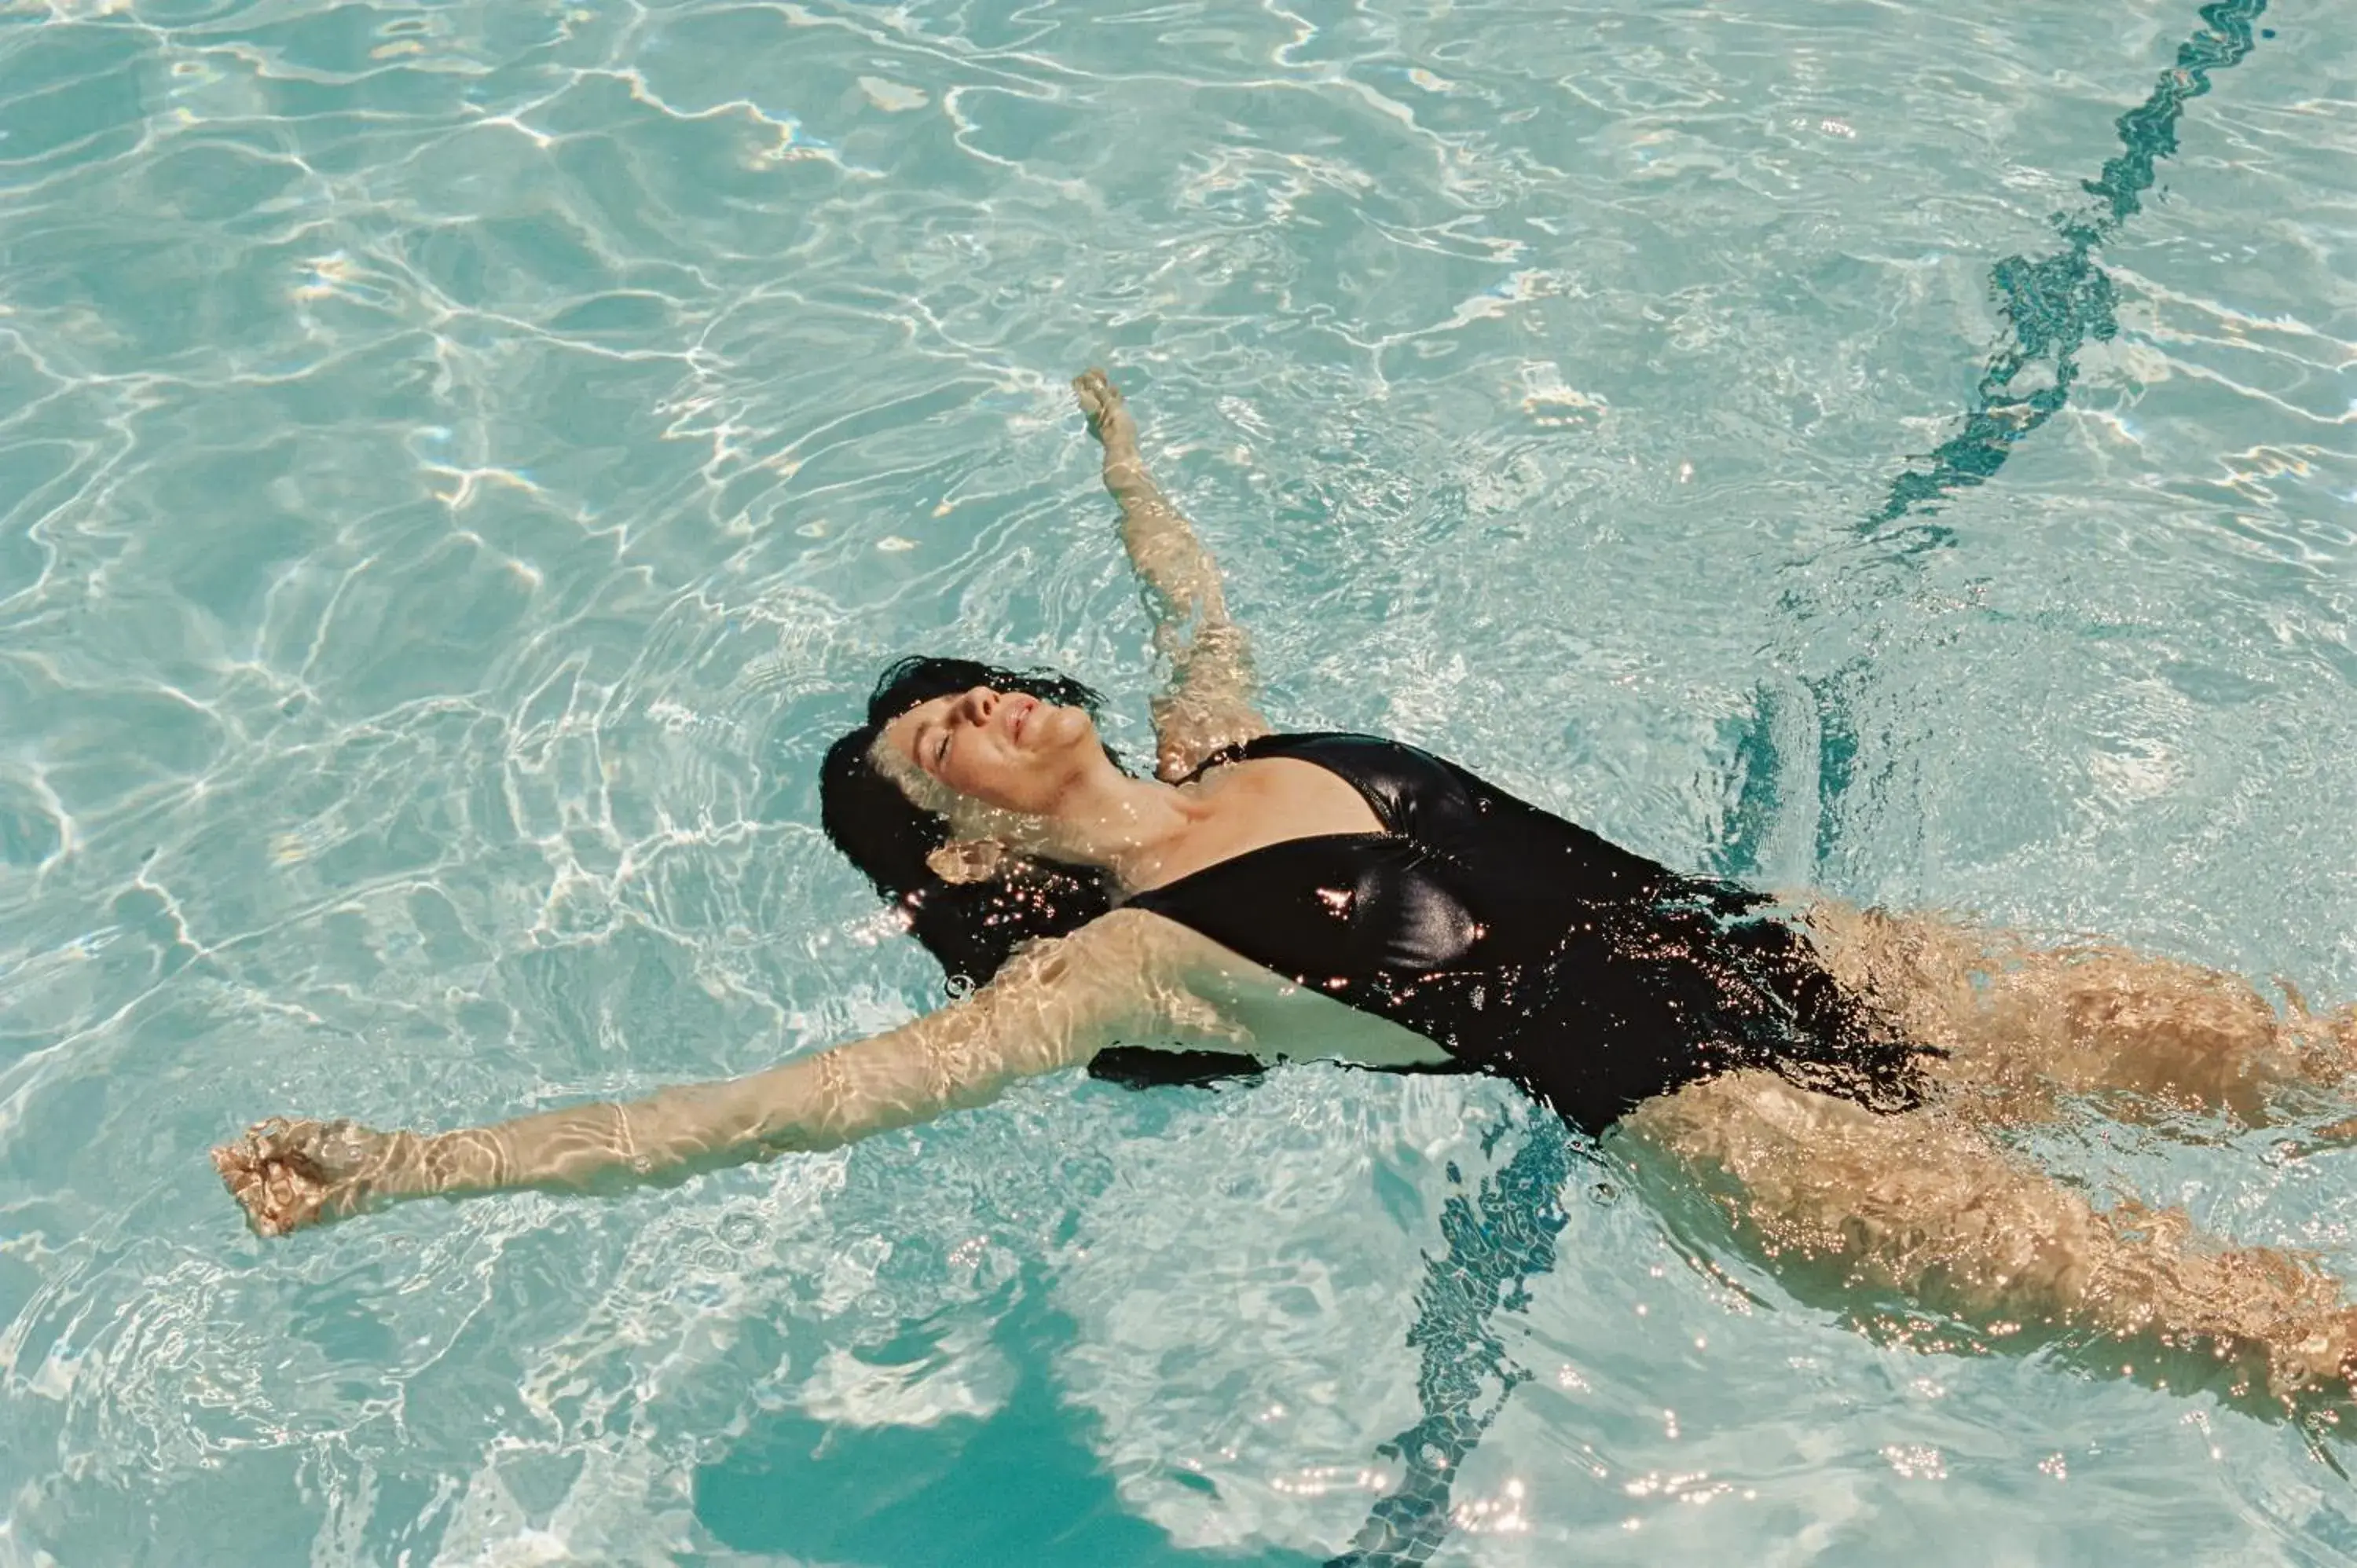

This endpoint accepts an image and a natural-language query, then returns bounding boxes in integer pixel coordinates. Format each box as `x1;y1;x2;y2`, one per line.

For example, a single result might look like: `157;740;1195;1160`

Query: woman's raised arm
1072;368;1271;780
214;910;1197;1236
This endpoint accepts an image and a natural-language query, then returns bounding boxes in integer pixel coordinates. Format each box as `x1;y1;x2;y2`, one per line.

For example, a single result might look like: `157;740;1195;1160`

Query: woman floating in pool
218;370;2357;1418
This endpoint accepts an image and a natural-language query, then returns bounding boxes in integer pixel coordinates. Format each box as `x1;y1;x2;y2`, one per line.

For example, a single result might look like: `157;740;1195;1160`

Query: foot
211;1116;398;1236
1072;367;1138;459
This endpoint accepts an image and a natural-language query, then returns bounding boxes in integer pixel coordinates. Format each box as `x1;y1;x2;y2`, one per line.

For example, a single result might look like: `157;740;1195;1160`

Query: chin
1038;705;1094;750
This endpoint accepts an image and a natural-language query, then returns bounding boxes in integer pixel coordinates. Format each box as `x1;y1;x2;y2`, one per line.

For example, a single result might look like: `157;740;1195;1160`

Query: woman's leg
1803;904;2356;1127
1616;1072;2357;1416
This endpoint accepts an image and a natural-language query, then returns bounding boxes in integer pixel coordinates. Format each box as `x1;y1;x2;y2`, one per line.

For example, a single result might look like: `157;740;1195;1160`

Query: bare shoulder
977;906;1211;1003
967;906;1246;1051
1016;905;1293;1002
1016;905;1214;978
1065;904;1314;1006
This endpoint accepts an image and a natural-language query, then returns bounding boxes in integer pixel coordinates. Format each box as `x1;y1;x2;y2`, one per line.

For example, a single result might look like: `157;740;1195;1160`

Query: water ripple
0;0;2352;1561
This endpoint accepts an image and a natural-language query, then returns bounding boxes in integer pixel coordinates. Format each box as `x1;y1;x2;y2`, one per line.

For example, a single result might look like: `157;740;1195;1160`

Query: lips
1005;694;1036;743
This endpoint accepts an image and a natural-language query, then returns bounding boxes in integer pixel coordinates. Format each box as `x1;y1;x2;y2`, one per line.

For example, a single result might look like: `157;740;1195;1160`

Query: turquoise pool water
2;0;2353;1561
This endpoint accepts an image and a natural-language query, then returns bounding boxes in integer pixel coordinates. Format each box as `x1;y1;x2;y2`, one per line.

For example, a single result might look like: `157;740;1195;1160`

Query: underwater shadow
692;1264;1314;1567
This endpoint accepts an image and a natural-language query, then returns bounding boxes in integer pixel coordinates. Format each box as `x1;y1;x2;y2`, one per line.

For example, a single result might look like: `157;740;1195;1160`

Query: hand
211;1116;400;1236
1072;367;1139;459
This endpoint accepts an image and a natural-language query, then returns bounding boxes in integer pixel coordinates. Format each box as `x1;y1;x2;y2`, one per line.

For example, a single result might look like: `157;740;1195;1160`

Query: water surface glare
2;0;2355;1563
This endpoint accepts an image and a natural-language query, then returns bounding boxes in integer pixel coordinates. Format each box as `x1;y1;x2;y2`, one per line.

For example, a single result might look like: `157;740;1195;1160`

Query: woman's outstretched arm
1072;368;1270;780
214;910;1197;1236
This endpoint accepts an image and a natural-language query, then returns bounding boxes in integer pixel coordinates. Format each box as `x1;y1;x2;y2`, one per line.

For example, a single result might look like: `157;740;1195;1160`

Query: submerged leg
1617;1072;2357;1419
1805;904;2357;1127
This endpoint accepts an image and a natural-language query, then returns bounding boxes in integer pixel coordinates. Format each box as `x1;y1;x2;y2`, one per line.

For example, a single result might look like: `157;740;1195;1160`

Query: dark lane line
1864;0;2273;546
1333;9;2281;1565
1325;1114;1574;1568
1756;0;2276;888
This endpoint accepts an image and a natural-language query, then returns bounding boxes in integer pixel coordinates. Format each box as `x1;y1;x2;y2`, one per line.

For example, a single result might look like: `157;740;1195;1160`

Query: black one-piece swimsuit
1111;732;1932;1136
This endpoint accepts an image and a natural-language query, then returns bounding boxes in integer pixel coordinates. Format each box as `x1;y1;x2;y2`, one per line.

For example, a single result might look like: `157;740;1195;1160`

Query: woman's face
875;685;1102;826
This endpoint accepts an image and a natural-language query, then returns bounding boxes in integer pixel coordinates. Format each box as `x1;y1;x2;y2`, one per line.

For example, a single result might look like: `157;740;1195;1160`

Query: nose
955;687;998;724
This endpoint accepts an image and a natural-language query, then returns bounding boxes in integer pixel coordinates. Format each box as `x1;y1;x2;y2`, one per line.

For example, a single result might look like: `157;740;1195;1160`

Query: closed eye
932;727;951;769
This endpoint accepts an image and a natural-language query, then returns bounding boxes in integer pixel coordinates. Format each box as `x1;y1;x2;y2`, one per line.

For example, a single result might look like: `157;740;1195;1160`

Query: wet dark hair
819;656;1122;991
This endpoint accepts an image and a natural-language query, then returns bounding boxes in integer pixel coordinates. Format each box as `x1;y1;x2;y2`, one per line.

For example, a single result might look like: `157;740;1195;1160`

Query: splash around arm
214;909;1204;1236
